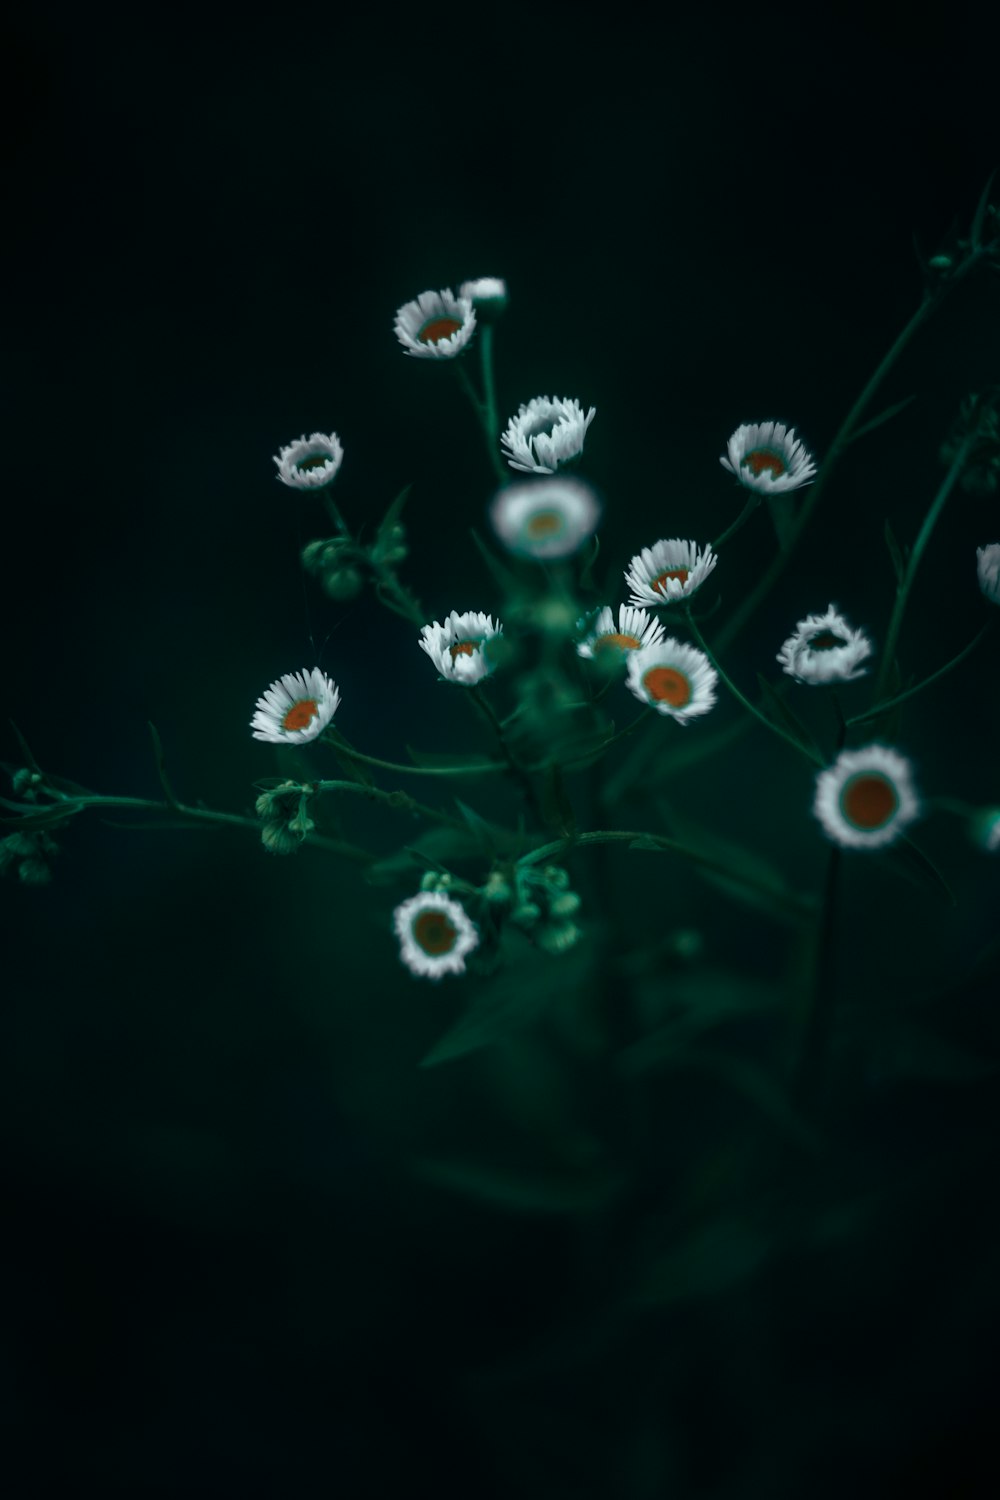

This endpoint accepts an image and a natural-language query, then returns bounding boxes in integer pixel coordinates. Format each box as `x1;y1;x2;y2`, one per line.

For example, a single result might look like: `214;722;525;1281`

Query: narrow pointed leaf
877;834;956;906
374;483;412;545
884;518;906;584
970;168;998;251
8;720;43;775
848;395;917;447
755;675;824;761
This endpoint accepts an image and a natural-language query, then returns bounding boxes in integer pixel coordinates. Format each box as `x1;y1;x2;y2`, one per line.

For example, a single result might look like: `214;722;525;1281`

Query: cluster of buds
301;521;410;603
502;862;582;954
940;389;1000;497
0;830;57;884
255;780;316;855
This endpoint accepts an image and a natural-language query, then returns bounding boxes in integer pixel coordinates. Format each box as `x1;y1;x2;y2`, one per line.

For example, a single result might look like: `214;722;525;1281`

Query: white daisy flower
250;667;341;744
625;638;718;724
273;431;344;491
720;421;817;493
812;744;920;850
976;543;1000;604
776;603;874;684
393;288;476;359
418;611;503;686
459;276;508;314
576;604;665;661
500;395;597;475
394;891;479;979
624;538;718;608
490;477;600;560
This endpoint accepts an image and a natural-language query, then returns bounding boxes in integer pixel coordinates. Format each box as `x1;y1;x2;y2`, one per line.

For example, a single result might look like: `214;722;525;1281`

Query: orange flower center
413;908;458;955
449;639;480;660
593;632;640;654
642;666;692;707
840;772;898;830
525;509;563;538
419;317;462;344
743;448;786;478
282;698;319;731
652;568;690;594
295;453;331;472
808;630;847;651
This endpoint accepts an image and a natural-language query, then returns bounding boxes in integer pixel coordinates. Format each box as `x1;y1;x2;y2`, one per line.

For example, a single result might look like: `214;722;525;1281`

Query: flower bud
511;901;541;928
260;820;301;856
549;891;581;919
535;920;580;954
322;566;365;601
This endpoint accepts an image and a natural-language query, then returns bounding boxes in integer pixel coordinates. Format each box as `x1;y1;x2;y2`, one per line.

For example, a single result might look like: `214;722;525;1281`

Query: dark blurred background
3;3;999;1495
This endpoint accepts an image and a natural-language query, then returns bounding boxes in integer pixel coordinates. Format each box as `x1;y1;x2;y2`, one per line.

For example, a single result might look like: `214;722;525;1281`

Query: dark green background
4;5;999;1495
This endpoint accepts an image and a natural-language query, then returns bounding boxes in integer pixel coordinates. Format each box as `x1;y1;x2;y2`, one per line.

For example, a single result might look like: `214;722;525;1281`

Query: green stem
313;778;464;829
470;685;543;819
715;294;934;654
323;736;506;778
519;829;813;918
454;356;506;483
849;619;993;726
373;568;425;627
871;436;974;701
480;325;505;480
685;610;823;766
712;493;761;551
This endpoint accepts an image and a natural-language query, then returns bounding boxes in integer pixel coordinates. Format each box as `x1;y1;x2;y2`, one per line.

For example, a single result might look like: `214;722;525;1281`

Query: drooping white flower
976;543;1000;605
576;604;665;661
490;477;600;560
459;276;508;315
624;538;718;608
776;604;874;684
250;667;341;744
273;432;344;491
393;288;476;359
720;421;817;493
812;744;920;850
500;395;597;475
418;611;503;686
625;639;718;724
394;891;479;979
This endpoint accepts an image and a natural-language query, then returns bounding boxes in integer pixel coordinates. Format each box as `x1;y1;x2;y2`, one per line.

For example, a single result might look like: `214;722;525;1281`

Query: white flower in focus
624;538;718;608
576;604;665;660
720;421;817;493
418;611;503;685
394;288;476;358
625;638;718;724
813;744;920;850
776;604;874;684
250;667;341;744
490;477;600;560
459;276;508;313
394;891;479;979
273;432;344;491
977;543;1000;604
501;395;597;474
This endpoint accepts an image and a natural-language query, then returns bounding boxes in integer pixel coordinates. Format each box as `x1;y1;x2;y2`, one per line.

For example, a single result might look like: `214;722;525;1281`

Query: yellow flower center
642;666;692;708
295;453;331;472
525;509;564;538
808;630;847;651
282;699;319;731
593;632;640;654
419;317;462;344
840;772;898;830
413;908;458;955
652;568;690;594
743;448;786;478
449;640;480;660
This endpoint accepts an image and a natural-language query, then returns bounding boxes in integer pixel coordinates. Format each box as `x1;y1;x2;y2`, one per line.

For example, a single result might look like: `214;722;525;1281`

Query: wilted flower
776;604;874;684
813;744;920;850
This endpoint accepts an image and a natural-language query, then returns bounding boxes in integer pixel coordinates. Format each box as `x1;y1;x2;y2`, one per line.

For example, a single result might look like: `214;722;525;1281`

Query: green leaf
148;721;181;808
541;762;577;839
364;826;484;886
765;491;797;552
577;533;601;593
755;675;824;761
631;1217;772;1308
847;395;917;447
7;720;43;775
413;1154;622;1215
454;798;499;854
621;970;781;1053
421;944;586;1067
374;482;412;544
876;834;956;905
405;745;502;773
884;518;906;584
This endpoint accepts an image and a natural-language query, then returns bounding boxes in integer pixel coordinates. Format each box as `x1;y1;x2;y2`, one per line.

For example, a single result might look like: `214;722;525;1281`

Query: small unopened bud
260;821;301;856
928;254;953;271
322;566;364;601
542;865;570;891
483;871;512;905
511;901;541;928
549;891;581;919
535;920;580;954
